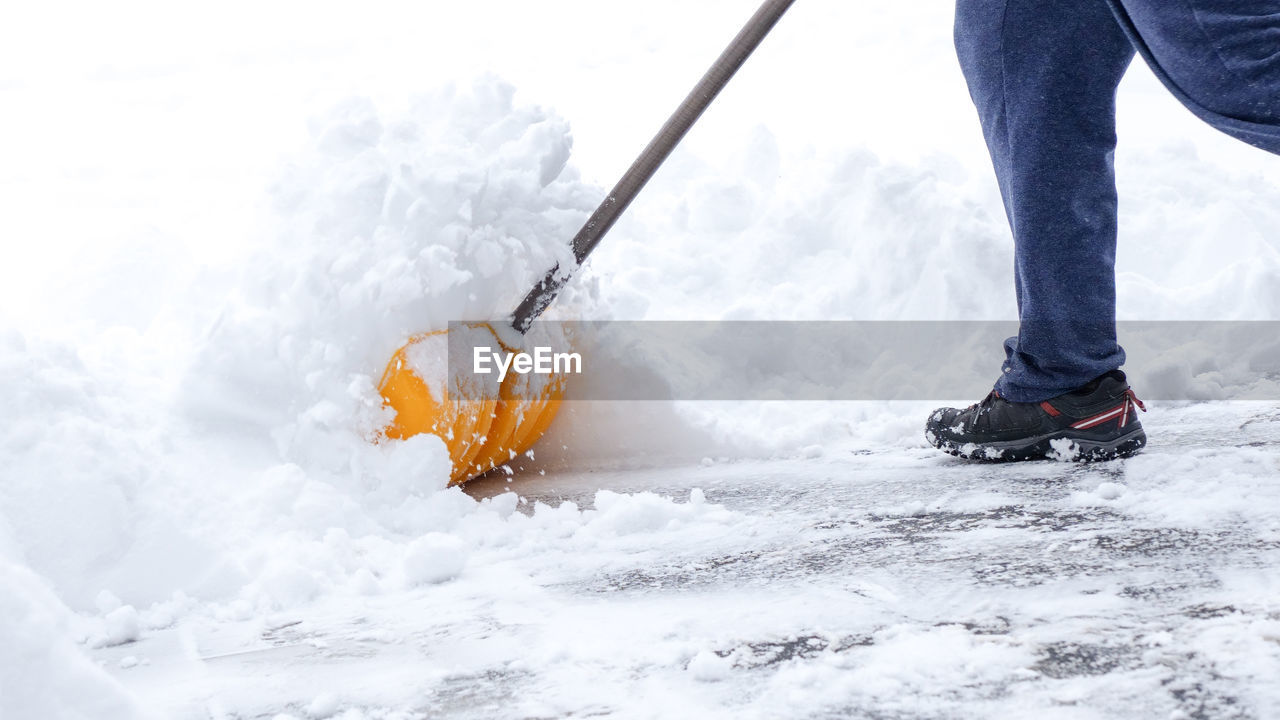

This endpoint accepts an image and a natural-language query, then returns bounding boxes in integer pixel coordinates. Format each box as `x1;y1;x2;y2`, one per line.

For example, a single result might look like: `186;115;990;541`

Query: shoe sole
933;426;1147;463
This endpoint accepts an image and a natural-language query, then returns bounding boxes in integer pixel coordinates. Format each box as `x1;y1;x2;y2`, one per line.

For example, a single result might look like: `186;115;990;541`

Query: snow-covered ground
2;1;1279;718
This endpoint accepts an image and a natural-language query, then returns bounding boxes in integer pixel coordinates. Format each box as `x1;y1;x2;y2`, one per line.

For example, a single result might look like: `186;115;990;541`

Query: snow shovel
378;0;796;485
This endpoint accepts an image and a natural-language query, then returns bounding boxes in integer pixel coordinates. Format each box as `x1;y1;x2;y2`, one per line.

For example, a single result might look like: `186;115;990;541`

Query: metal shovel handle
510;0;797;333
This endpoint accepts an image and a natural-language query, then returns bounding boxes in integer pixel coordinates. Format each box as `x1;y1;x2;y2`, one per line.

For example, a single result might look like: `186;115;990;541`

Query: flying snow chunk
90;605;141;648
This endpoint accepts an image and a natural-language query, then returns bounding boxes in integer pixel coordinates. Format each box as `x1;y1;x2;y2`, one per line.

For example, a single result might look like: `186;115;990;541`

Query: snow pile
592;141;1016;323
0;332;230;609
1117;141;1280;320
590;131;1258;331
0;330;206;718
185;80;600;470
0;559;149;720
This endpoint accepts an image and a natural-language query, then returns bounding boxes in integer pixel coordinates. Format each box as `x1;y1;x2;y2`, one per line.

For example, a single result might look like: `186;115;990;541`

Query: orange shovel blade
377;326;564;486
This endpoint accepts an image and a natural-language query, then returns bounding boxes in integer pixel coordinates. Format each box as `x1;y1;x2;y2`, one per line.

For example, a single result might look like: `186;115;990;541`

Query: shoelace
965;389;1000;412
958;390;1002;431
1126;388;1147;412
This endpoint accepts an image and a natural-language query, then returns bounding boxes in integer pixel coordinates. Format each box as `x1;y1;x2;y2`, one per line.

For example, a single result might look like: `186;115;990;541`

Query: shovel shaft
510;0;797;333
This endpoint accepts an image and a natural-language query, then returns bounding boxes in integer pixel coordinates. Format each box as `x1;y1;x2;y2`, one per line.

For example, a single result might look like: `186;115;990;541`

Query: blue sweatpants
954;0;1280;402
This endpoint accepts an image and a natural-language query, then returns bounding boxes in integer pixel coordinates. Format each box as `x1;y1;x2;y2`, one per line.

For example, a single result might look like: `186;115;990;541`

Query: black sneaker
925;370;1147;462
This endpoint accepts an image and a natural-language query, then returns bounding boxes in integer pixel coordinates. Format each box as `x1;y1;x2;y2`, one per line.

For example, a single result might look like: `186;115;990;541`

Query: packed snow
1;0;1278;718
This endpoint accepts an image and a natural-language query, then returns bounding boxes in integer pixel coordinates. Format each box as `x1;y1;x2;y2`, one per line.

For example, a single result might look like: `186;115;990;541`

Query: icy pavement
89;403;1280;719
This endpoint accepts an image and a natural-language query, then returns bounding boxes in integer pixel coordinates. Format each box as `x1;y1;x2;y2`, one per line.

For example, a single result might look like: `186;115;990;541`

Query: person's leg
954;0;1136;402
1106;0;1280;154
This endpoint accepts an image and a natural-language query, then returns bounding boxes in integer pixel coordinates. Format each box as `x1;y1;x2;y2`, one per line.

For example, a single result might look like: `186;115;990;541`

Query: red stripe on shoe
1040;401;1061;417
1071;404;1126;430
